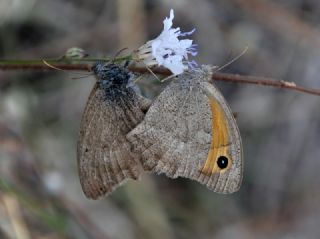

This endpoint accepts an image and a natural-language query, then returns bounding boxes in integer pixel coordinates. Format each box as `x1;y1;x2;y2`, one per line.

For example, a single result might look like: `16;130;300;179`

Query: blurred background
0;0;320;238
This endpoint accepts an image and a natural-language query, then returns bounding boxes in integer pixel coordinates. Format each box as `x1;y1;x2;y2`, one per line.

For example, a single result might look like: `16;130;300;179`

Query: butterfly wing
127;69;243;193
77;84;145;199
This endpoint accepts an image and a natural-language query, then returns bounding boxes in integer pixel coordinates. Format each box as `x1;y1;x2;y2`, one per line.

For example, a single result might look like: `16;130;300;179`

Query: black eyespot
85;148;89;153
217;156;228;169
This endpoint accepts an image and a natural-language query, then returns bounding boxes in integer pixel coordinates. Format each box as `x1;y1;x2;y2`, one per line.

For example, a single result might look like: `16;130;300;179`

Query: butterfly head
92;61;130;90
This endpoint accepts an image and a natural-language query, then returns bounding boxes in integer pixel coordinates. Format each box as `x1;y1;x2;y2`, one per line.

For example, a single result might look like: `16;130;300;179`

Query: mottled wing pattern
127;68;243;193
77;84;145;199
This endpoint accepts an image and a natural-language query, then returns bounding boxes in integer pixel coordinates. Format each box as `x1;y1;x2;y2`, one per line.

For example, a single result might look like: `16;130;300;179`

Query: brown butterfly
127;66;243;193
78;64;243;199
77;62;150;199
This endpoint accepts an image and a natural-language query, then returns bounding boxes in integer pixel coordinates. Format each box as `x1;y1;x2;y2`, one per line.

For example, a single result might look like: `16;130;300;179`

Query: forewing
77;84;144;199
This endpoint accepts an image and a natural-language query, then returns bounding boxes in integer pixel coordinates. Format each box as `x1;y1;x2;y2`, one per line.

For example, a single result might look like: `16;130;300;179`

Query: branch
0;63;90;71
130;66;320;97
0;63;319;96
210;72;320;96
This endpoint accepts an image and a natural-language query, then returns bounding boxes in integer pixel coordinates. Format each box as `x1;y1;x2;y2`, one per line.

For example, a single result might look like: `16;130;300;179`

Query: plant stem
0;60;319;96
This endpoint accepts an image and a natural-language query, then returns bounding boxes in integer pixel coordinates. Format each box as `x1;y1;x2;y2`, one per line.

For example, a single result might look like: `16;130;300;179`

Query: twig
0;63;90;71
130;66;320;97
0;63;319;96
210;72;320;96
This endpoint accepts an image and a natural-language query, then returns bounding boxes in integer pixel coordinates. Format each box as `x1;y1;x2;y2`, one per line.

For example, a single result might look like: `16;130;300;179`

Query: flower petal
134;9;198;75
163;9;174;30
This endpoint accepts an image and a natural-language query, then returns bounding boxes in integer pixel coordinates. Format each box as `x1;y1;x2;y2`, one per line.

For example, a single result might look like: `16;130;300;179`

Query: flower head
134;9;197;75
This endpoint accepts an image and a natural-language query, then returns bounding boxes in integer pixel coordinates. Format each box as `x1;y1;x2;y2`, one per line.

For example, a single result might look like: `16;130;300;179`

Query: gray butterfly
77;64;243;199
77;62;150;199
127;66;243;194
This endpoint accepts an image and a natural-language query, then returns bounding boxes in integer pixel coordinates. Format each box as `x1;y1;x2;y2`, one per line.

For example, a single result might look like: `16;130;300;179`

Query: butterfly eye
217;156;228;169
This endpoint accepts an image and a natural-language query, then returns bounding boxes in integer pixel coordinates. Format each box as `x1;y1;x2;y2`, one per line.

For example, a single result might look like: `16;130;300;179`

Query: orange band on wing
201;98;231;175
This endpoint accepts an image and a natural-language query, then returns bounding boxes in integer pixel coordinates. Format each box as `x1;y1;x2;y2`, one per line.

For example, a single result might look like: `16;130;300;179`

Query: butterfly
77;62;150;199
127;65;243;193
77;63;243;199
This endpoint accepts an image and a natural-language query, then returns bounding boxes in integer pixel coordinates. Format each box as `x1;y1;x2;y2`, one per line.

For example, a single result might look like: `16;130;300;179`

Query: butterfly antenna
71;74;94;80
216;46;249;71
133;75;143;84
43;60;65;71
146;66;162;82
111;47;129;62
160;74;176;82
42;60;93;78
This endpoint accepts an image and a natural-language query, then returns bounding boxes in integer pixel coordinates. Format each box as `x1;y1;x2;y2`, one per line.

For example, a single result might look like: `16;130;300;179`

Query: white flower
134;9;197;75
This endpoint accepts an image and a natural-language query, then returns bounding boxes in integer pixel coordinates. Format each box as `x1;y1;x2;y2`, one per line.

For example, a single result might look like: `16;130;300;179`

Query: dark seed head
217;156;228;169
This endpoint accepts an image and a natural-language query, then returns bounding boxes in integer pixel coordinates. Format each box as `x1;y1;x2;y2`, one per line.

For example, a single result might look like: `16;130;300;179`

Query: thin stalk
0;60;319;97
